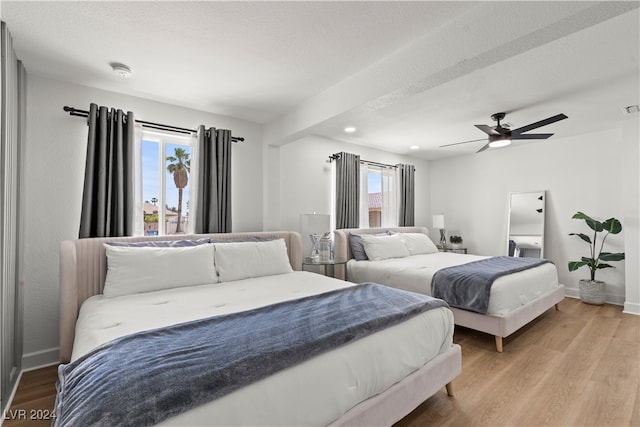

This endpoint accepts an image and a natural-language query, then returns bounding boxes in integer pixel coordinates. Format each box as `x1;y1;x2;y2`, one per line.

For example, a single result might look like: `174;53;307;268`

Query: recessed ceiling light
111;62;132;78
410;145;420;150
344;126;357;133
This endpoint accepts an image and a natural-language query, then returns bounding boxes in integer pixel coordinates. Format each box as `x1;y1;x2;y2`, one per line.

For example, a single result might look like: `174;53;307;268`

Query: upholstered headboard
59;231;302;363
333;227;430;280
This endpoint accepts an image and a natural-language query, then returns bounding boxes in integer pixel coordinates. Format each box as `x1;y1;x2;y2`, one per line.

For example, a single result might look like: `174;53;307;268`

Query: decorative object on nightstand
449;235;463;249
568;211;625;305
432;214;446;248
319;233;332;261
308;233;321;262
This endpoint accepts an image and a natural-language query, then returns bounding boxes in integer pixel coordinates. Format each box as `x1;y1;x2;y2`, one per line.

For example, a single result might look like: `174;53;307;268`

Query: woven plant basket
579;279;606;305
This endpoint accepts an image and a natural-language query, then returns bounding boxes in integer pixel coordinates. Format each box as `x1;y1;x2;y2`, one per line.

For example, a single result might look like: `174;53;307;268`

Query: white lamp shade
432;214;445;229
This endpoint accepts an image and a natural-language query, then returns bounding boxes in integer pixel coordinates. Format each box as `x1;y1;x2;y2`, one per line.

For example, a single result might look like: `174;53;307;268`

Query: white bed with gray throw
57;231;461;426
334;227;564;352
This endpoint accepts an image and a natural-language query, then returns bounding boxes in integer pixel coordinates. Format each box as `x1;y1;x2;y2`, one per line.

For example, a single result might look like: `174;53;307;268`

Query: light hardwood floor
3;298;639;426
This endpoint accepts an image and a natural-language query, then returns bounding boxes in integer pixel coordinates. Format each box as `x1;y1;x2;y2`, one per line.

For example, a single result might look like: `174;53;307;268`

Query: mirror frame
506;190;546;258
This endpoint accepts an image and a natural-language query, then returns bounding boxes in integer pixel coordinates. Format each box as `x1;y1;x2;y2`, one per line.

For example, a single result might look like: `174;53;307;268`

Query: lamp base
439;229;447;247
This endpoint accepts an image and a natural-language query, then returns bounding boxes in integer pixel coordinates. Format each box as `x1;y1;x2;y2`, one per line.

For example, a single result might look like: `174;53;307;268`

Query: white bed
59;231;461;426
334;227;565;352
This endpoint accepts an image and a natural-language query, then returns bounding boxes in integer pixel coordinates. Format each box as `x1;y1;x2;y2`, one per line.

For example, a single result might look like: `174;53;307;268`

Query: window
359;163;398;228
140;130;195;236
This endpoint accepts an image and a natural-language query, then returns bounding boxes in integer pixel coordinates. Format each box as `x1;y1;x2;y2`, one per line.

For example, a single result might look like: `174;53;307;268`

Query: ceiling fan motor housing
491;112;506;122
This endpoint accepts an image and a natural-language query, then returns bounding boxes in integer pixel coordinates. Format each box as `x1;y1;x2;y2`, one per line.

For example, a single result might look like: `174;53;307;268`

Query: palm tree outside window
166;147;190;234
140;130;195;236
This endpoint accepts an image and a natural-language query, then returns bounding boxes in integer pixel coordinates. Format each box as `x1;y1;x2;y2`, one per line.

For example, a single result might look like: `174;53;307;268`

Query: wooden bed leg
495;336;503;353
555;303;559;311
445;382;454;397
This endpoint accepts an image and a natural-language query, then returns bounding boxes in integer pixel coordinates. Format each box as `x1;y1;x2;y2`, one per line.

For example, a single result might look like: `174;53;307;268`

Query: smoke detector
110;63;132;78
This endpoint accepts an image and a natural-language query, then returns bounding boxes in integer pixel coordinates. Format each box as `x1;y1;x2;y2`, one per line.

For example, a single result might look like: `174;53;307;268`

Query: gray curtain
397;163;415;226
194;126;232;233
335;152;360;229
79;104;135;238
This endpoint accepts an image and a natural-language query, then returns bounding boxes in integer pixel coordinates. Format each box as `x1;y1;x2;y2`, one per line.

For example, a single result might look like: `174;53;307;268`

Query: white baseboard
21;347;59;371
563;288;624;306
623;301;640;315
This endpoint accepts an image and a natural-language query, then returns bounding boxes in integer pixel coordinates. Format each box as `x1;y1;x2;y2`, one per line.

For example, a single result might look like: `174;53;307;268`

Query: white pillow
214;239;293;282
361;234;410;261
103;244;217;298
399;233;439;255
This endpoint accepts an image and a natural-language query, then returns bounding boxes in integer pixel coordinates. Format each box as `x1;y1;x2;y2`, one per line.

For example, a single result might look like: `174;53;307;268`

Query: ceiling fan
441;112;568;153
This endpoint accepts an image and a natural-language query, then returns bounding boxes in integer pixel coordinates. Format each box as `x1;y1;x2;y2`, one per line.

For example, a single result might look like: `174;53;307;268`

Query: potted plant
449;235;463;248
568;212;625;305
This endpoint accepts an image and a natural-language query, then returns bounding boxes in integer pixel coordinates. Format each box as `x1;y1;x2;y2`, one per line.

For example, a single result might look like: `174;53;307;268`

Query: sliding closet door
0;21;25;414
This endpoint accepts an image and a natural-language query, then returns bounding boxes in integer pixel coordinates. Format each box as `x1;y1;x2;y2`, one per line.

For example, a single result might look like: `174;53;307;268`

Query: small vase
579;279;606;305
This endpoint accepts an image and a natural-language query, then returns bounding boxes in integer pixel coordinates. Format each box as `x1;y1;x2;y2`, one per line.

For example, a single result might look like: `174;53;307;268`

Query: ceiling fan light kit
488;137;511;148
440;111;568;153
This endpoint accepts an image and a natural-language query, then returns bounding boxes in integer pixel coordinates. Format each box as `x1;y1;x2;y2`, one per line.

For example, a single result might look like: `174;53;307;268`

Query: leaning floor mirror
507;191;546;258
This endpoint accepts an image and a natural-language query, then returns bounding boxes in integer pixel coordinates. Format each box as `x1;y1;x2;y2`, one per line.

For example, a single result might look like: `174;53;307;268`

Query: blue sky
142;140;191;213
368;171;381;193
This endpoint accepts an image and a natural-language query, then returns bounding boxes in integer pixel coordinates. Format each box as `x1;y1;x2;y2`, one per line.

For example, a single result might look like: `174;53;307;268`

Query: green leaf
596;263;614;269
580;256;595;265
603;218;622;234
568;261;587;272
569;233;591;244
572;211;592;221
599;252;625;261
572;212;602;232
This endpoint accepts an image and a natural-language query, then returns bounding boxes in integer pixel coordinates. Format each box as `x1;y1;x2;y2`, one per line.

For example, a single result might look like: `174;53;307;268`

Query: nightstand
437;246;468;254
302;259;347;279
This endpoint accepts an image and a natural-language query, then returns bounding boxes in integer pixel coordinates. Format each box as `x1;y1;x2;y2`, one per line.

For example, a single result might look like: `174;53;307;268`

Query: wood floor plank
4;298;638;427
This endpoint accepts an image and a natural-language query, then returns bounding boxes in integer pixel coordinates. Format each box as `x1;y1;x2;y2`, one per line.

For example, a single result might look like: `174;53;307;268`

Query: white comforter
347;252;559;316
73;271;454;426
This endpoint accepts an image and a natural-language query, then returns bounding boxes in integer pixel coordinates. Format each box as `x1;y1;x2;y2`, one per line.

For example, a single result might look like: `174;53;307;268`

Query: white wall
21;75;263;367
429;127;634;307
266;135;431;238
19;75;639;368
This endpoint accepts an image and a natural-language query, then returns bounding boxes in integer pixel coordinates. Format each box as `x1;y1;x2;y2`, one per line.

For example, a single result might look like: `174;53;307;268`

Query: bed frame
59;230;461;426
334;227;565;353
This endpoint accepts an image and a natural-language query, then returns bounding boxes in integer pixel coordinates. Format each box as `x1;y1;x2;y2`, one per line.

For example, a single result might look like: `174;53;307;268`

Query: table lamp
432;214;446;247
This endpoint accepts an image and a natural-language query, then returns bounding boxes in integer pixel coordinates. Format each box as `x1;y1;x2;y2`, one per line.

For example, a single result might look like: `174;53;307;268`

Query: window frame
139;129;196;236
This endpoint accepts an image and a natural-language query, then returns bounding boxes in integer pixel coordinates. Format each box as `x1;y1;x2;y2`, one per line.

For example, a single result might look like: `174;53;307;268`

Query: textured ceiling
2;1;639;159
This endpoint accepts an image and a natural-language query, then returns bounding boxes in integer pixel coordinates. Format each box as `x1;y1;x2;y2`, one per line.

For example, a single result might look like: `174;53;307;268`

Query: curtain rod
328;153;415;170
63;106;244;142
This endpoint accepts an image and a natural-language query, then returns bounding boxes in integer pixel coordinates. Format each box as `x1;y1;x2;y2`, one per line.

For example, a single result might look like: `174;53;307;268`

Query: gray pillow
349;232;392;261
106;238;211;248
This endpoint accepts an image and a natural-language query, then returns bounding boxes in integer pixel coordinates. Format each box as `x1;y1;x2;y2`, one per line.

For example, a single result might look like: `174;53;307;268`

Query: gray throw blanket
54;283;449;427
432;256;550;314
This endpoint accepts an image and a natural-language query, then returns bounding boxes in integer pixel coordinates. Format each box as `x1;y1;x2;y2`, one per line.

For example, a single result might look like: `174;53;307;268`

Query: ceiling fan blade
475;124;500;136
439;138;487;148
476;142;491;153
511;133;553;140
511;113;568;134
